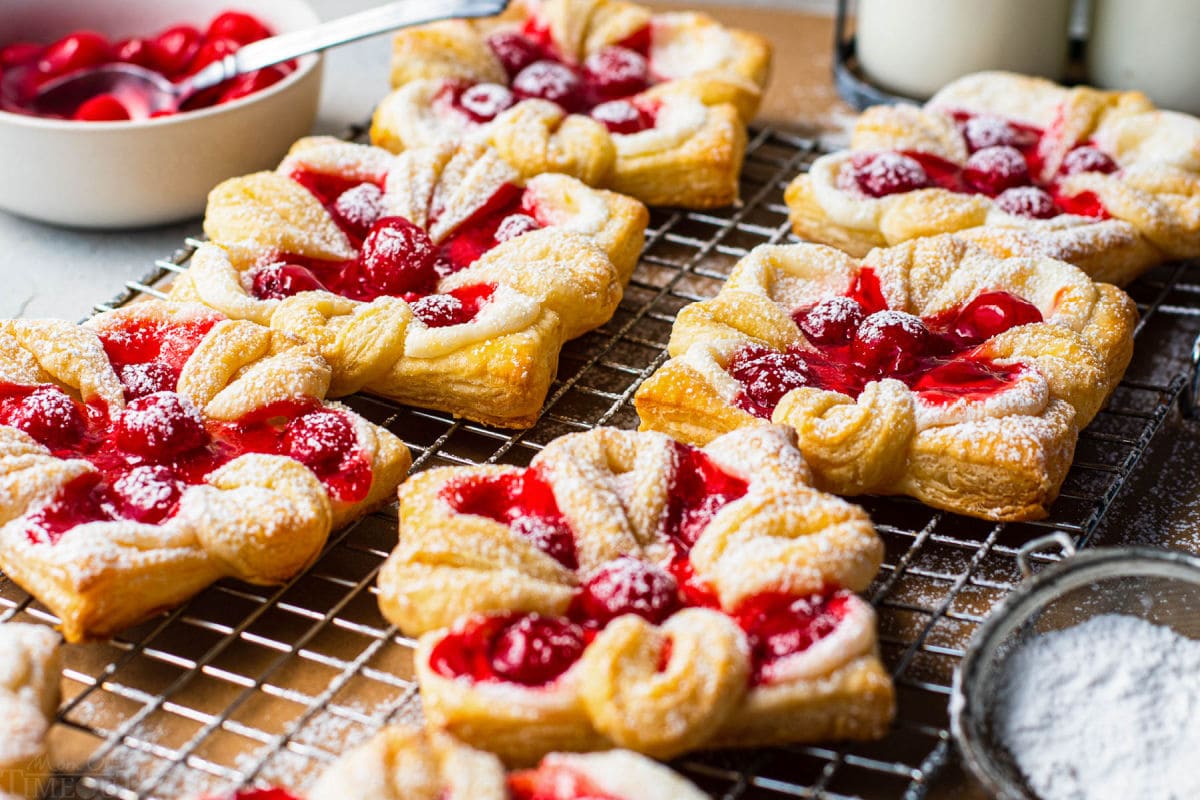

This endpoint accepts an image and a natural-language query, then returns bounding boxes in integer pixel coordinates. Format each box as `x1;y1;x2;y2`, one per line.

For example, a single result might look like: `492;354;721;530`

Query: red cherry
727;346;820;417
591;99;654;134
961;115;1032;152
331;183;383;240
1060;146;1118;177
457;82;515;123
217;65;289;104
995;186;1059;219
963;146;1030;196
153;25;203;76
853;152;931;198
489;615;586;685
250;263;327;299
950;291;1043;344
359;217;438;295
116;392;209;460
511;60;583;111
576;556;679;626
3;385;84;448
187;36;240;74
486;31;543;77
0;42;42;69
796;296;865;345
37;32;111;77
112;465;184;524
73;94;130;122
583;45;649;100
494;213;540;243
119;362;177;399
207;11;273;45
283;410;356;474
113;37;163;69
852;311;930;375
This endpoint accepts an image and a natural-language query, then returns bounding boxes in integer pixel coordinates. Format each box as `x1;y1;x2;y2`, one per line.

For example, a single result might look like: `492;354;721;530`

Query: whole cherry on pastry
359;216;439;295
1060;145;1119;177
283;410;357;473
797;296;866;345
330;183;384;239
995;186;1059;219
457;82;516;123
852;153;932;198
115;391;209;459
583;46;649;101
119;361;178;399
112;465;185;524
511;60;584;111
590;99;654;134
251;263;327;299
851;311;930;374
961;115;1033;152
490;614;587;685
487;31;543;78
2;385;85;448
949;291;1043;344
963;146;1030;196
575;556;680;625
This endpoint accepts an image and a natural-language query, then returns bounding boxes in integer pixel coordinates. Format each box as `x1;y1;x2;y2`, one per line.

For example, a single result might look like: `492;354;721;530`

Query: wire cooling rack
3;127;1200;800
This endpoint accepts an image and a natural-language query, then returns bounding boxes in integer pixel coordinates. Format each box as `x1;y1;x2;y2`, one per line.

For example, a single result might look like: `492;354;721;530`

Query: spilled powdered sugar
994;614;1200;800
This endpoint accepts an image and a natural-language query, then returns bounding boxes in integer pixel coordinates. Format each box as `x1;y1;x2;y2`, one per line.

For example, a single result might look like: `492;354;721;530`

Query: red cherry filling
573;556;680;626
590;99;656;135
442;469;578;569
662;442;749;549
97;315;221;400
508;763;623;800
963;146;1030;196
3;13;287;120
0;384;85;448
583;46;649;101
851;152;933;198
995;186;1059;219
429;613;586;686
200;790;304;800
734;590;853;685
409;284;497;328
731;275;1044;417
512;60;584;111
115;392;209;460
487;31;545;78
1060;145;1119;177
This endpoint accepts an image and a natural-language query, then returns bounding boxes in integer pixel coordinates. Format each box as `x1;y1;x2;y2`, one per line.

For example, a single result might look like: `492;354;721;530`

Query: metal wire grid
0;127;1197;800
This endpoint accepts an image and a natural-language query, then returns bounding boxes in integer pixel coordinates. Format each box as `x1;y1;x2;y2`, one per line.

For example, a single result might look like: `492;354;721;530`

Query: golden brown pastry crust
305;725;709;799
785;71;1200;285
378;426;894;764
168;137;647;428
0;302;410;642
634;236;1137;521
370;0;771;208
0;624;60;800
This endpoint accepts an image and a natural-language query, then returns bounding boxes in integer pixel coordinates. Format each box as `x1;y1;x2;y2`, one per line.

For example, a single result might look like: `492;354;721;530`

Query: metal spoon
18;0;508;118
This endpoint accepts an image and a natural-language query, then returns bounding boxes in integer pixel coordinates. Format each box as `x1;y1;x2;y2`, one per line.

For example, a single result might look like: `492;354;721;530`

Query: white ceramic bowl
0;0;323;229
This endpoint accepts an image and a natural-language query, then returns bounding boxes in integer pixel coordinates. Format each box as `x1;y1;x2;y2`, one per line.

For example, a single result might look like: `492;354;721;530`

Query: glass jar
1088;0;1200;114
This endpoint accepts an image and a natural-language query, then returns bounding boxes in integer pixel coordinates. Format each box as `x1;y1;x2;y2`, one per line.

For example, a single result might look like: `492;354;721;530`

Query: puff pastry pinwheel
0;624;60;800
377;425;893;764
169;136;648;428
0;301;410;642
634;236;1137;520
369;0;772;208
785;71;1200;285
200;726;707;800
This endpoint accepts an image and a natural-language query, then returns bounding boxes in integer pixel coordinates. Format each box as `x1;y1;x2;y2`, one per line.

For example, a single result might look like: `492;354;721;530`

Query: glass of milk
1088;0;1200;114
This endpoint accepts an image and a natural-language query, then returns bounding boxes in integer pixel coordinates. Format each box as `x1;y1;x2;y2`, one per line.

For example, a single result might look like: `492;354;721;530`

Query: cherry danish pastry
0;302;410;641
369;0;772;208
377;426;893;763
785;71;1200;285
634;235;1137;520
169;136;647;428
0;624;60;800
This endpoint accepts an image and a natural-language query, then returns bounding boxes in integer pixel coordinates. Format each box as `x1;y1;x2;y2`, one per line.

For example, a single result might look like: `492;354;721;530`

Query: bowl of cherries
0;0;323;228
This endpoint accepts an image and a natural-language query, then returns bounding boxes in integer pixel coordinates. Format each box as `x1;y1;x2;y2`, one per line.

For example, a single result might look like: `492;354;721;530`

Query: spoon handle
190;0;509;90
